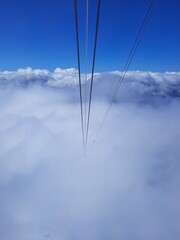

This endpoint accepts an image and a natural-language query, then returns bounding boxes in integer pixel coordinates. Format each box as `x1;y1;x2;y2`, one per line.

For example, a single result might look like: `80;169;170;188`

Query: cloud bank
0;68;180;240
1;67;180;91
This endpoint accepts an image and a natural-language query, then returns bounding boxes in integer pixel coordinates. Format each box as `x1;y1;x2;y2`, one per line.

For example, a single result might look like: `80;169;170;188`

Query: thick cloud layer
0;68;180;240
1;67;180;96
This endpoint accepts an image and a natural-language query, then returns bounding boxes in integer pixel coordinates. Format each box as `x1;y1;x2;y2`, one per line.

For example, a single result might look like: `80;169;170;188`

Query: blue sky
0;0;179;72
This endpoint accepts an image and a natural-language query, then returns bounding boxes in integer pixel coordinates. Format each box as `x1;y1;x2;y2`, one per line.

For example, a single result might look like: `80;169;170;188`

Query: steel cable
85;0;101;152
74;0;85;153
94;0;158;141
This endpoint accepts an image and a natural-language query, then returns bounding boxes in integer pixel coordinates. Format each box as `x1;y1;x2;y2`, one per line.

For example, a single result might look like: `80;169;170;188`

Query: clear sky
0;0;179;72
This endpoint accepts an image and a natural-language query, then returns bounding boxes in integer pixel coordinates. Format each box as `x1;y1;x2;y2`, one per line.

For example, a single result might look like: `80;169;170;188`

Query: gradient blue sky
0;0;179;72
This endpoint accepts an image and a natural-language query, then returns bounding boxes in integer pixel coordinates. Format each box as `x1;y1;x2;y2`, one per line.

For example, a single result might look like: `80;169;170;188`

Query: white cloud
0;67;79;88
0;68;180;240
1;67;180;101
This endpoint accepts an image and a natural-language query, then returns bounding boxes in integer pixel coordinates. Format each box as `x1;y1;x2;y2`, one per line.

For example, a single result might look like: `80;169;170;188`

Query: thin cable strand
94;0;158;141
85;0;101;152
74;0;85;154
84;0;89;146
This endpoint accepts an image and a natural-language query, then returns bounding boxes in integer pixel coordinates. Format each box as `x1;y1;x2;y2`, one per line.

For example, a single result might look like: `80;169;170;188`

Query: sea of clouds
0;67;180;240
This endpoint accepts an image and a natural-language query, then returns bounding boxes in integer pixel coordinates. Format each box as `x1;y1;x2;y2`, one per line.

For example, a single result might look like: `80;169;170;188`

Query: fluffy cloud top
0;67;78;88
0;67;180;240
1;67;180;101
